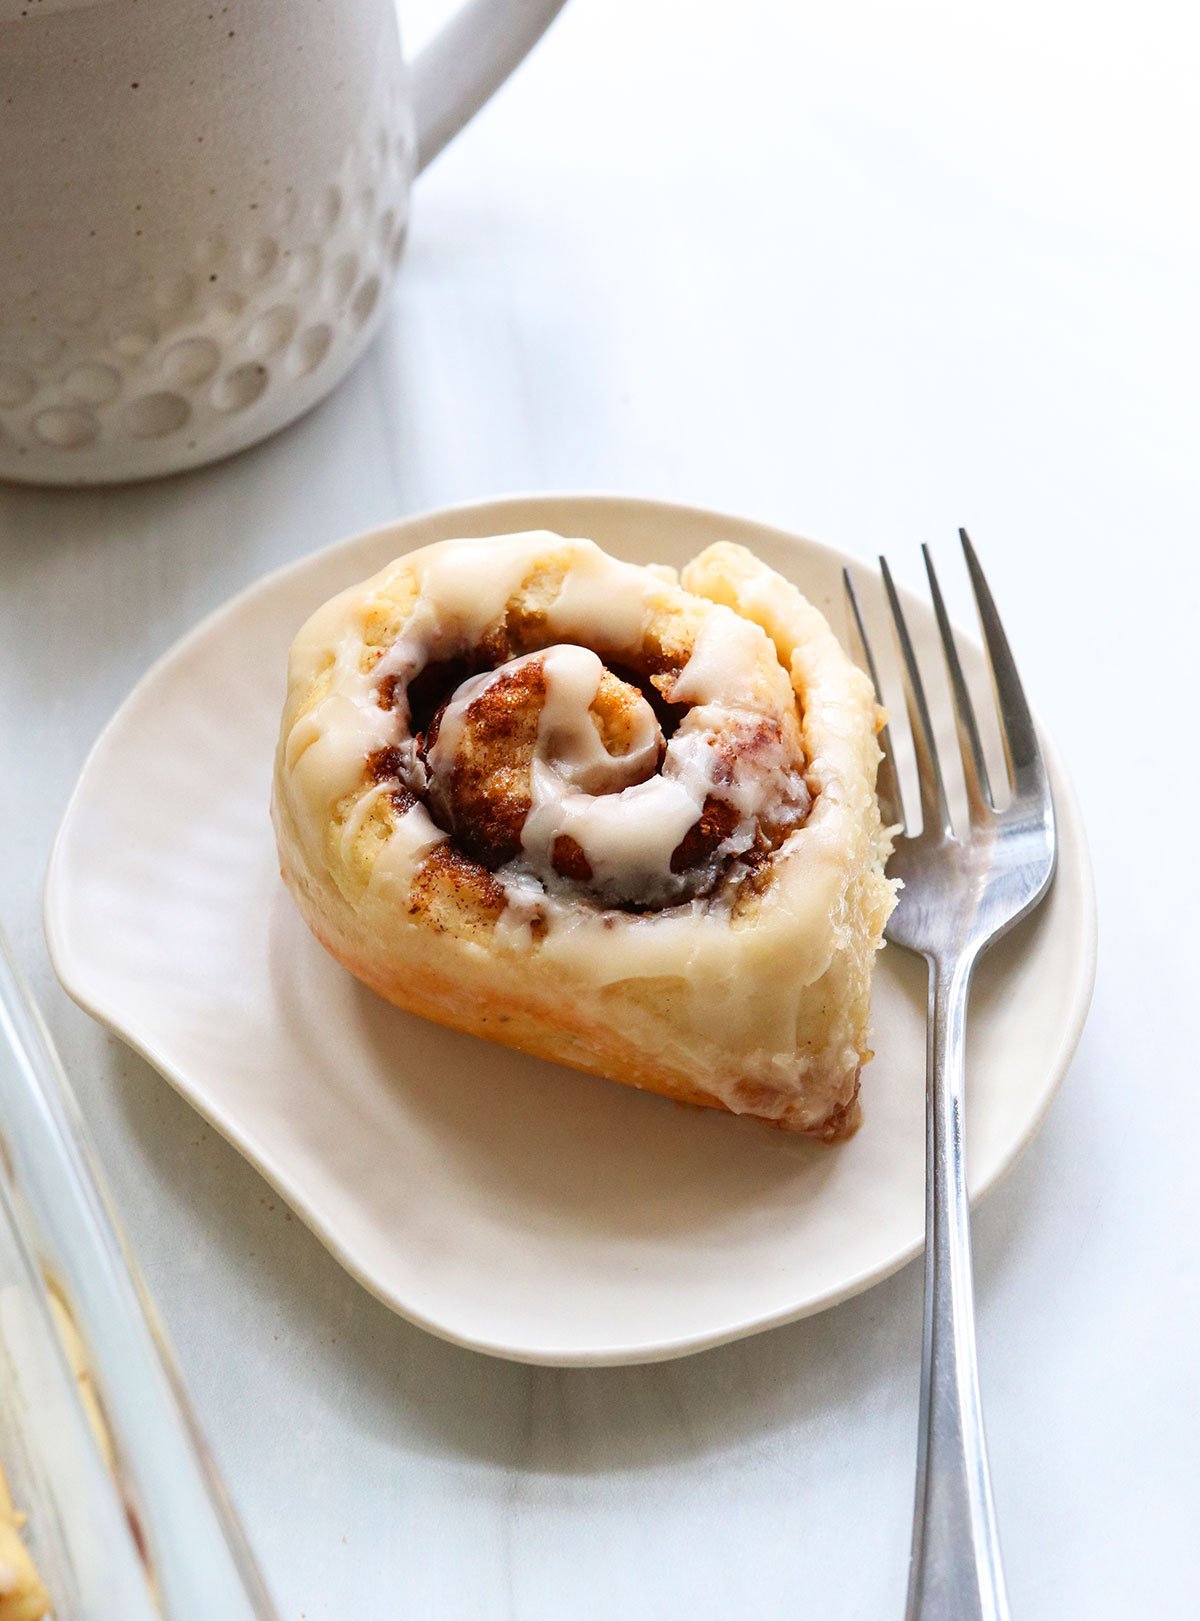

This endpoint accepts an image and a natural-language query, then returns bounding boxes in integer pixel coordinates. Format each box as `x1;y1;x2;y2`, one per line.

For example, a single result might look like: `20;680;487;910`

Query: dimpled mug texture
0;0;413;484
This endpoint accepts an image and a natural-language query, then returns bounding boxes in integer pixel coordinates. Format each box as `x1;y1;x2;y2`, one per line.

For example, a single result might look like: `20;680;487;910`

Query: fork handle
906;956;1011;1621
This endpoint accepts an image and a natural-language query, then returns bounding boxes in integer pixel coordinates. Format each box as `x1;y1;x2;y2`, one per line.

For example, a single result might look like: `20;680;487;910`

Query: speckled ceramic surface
44;495;1097;1365
0;0;416;484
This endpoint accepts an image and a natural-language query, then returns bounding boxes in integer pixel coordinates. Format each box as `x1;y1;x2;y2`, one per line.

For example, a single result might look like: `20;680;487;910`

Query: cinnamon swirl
272;532;895;1137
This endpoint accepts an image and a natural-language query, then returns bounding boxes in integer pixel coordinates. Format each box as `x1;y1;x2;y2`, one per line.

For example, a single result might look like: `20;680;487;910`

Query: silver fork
845;531;1057;1621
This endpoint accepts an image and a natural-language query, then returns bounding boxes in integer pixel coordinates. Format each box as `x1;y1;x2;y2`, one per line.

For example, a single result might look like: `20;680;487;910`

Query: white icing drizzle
532;645;660;795
425;637;809;906
667;609;770;709
423;665;501;778
280;528;811;913
524;648;688;893
373;531;659;723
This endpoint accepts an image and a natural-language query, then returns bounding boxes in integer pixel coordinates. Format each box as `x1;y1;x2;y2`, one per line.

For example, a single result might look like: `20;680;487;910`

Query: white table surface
2;1;1197;1615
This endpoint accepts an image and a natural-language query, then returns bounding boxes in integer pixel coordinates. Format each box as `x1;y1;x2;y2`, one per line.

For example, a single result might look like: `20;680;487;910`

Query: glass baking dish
0;929;279;1621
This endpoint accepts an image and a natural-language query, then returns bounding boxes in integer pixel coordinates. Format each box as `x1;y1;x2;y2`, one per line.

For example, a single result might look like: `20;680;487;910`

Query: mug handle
411;0;569;172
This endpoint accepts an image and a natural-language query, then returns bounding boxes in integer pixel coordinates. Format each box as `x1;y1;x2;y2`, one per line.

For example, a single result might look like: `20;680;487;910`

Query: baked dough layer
273;532;895;1136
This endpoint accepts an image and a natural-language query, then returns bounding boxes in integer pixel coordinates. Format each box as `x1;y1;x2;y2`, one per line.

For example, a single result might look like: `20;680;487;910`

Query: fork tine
842;567;905;831
959;528;1047;799
880;555;952;839
922;544;992;819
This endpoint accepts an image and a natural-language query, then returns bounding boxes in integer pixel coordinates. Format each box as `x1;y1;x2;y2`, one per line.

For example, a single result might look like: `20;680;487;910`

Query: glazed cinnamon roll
273;532;895;1137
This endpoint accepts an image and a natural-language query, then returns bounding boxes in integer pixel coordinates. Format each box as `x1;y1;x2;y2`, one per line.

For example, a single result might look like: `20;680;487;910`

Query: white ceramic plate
45;495;1096;1366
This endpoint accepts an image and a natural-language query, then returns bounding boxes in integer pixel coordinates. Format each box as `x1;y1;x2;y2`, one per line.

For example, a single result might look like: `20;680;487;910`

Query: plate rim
44;491;1099;1365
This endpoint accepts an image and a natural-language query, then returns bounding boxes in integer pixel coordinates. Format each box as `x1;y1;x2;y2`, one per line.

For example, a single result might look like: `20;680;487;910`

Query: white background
2;0;1198;1615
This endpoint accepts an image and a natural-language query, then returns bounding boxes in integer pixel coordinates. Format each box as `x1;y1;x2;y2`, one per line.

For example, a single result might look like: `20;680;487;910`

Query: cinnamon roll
272;532;895;1137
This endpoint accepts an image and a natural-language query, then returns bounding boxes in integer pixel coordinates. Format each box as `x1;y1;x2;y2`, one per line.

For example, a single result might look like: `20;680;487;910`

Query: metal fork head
845;530;1057;966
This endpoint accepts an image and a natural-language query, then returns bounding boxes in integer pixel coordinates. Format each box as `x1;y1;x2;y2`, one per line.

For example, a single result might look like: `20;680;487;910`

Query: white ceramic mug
0;0;565;485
